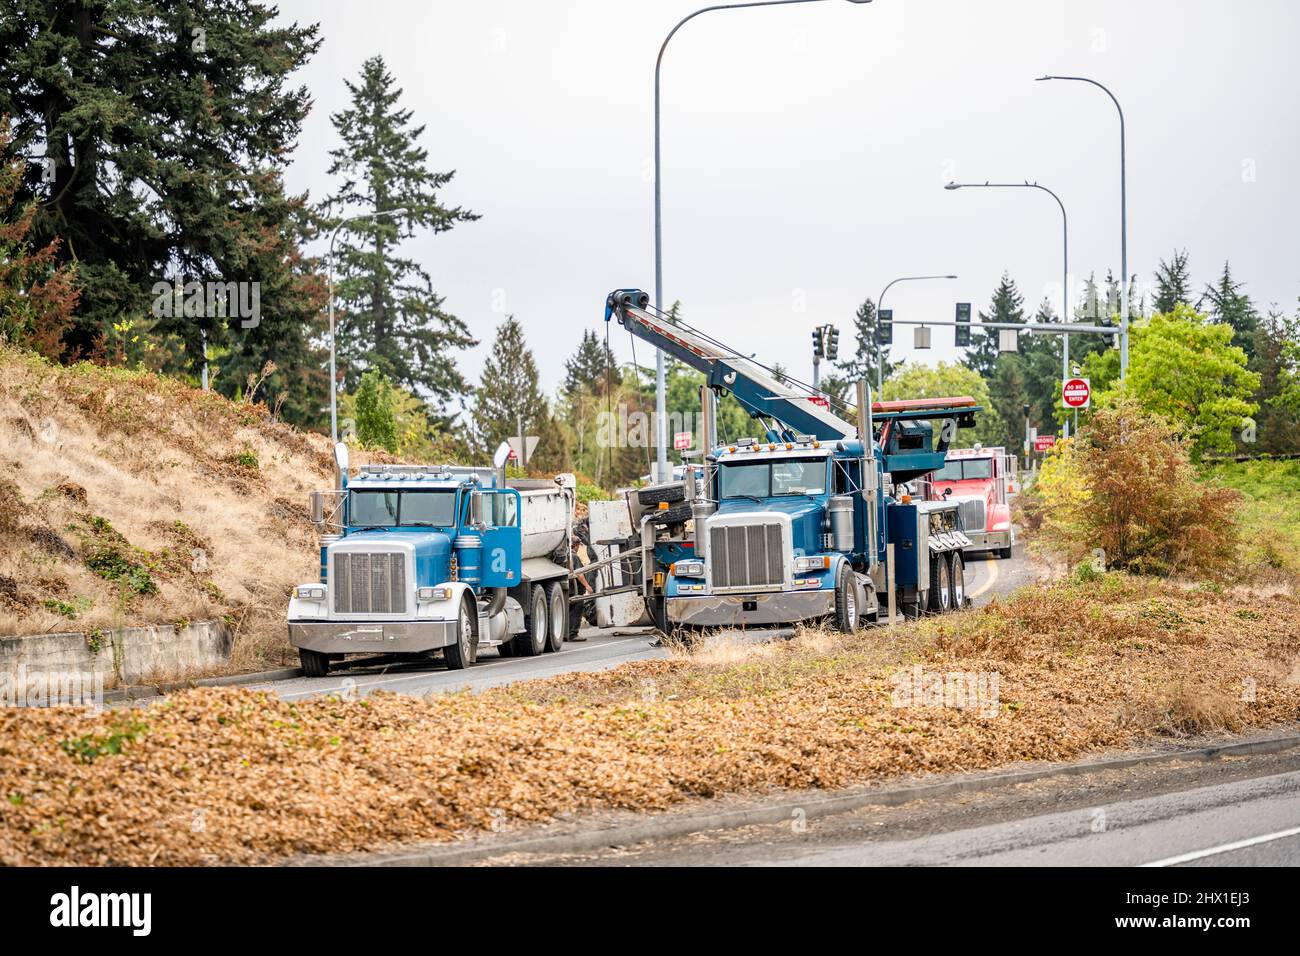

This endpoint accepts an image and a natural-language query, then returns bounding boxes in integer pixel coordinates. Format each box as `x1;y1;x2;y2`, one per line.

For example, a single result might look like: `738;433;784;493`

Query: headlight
296;585;326;600
417;586;453;602
794;555;830;573
673;561;705;578
991;520;1011;531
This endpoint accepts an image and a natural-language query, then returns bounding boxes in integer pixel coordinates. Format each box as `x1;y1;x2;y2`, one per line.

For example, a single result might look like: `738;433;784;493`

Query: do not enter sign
1062;377;1091;409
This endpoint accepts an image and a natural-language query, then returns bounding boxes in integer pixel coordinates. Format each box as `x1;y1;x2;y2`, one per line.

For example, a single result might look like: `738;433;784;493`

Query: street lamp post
1036;74;1128;380
653;0;872;482
945;180;1070;437
327;207;409;444
875;274;958;393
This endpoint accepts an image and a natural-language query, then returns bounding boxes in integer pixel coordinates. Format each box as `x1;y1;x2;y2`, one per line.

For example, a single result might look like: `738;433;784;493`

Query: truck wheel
513;584;548;656
651;596;677;642
949;552;966;608
998;543;1013;560
833;563;859;632
444;596;478;670
299;648;330;678
545;582;567;652
927;554;952;614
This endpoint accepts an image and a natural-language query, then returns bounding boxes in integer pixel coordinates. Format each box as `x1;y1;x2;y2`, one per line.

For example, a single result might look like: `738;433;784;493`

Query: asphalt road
501;745;1300;867
255;543;1033;703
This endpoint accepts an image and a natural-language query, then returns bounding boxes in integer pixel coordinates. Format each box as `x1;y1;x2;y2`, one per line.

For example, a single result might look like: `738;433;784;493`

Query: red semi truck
929;446;1017;559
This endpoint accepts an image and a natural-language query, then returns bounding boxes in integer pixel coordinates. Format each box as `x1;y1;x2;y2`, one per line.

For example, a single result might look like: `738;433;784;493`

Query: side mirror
333;442;350;491
492;441;512;470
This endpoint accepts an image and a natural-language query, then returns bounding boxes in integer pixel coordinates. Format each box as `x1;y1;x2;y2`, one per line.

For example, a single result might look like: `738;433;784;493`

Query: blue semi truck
605;289;980;635
287;443;576;676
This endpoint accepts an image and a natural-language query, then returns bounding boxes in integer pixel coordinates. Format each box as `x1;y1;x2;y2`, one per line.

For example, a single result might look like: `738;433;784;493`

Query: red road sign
1033;435;1057;453
673;431;692;451
809;395;830;408
1062;377;1091;409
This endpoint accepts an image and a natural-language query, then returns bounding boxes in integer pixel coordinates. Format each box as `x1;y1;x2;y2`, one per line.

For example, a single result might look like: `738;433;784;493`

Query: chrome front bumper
287;619;456;654
666;589;835;627
960;530;1012;553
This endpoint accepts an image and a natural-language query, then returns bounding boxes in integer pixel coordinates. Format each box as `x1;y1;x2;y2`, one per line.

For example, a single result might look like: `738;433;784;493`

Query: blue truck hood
340;529;452;586
712;497;825;553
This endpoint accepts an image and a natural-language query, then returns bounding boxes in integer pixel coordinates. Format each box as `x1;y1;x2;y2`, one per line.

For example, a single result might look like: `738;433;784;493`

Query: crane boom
604;289;858;441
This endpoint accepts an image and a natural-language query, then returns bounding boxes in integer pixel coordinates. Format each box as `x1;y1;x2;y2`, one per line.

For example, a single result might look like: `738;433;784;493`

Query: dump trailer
604;288;981;633
287;443;575;676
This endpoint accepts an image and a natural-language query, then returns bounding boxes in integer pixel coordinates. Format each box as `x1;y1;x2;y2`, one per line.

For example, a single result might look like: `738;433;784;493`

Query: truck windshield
720;458;826;498
349;490;456;527
936;458;994;481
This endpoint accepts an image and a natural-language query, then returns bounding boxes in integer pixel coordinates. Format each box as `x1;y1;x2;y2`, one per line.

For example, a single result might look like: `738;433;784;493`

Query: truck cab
930;446;1016;559
287;444;574;677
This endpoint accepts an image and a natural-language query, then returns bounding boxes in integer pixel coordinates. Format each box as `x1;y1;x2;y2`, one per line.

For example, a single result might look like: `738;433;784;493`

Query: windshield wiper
350;525;393;532
726;494;764;503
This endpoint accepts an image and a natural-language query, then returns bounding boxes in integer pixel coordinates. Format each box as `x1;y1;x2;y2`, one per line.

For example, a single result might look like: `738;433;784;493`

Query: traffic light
827;326;840;361
955;302;971;347
877;309;892;346
811;328;824;359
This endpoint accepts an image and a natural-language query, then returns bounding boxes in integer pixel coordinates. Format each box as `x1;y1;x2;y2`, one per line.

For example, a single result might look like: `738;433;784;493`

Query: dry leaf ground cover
1;574;1298;865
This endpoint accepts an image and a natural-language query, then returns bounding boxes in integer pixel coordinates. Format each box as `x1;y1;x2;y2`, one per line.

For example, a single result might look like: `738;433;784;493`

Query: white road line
1140;826;1300;867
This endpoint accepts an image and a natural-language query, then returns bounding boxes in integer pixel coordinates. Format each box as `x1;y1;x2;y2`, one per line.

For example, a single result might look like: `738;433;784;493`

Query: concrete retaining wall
0;620;232;686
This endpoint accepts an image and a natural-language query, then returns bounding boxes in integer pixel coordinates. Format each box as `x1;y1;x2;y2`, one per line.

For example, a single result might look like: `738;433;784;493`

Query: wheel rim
534;592;547;648
459;603;472;655
549;591;564;644
846;587;857;629
939;561;951;610
953;557;965;606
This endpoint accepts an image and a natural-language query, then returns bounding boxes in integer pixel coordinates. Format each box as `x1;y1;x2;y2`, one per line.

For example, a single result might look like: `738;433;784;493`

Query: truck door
476;489;522;588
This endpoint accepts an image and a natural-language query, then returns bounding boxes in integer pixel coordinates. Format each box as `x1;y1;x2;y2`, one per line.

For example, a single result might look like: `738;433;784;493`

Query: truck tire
648;502;693;526
833;563;860;632
444;596;478;670
299;648;330;678
513;584;548;656
651;596;677;642
998;542;1013;560
927;553;952;614
544;582;567;652
949;552;966;609
638;484;685;507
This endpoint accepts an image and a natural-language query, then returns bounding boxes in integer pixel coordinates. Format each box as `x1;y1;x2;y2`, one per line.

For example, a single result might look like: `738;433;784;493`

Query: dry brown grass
0;346;389;670
1;572;1297;866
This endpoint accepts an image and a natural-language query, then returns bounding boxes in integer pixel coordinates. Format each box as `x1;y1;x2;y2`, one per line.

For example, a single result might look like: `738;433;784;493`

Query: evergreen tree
965;273;1025;379
837;298;898;386
1199;261;1259;360
562;329;620;398
1153;248;1193;314
0;0;324;412
471;317;557;468
353;369;399;453
322;54;479;418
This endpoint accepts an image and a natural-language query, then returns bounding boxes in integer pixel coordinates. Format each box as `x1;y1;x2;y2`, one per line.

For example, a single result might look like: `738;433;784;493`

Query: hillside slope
0;346;366;669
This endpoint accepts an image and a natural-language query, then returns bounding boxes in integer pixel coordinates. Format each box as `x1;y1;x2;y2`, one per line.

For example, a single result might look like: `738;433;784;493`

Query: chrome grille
956;497;986;534
332;551;406;614
709;523;785;591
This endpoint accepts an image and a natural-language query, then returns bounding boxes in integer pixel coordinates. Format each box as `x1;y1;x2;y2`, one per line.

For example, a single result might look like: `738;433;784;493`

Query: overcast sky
276;0;1300;410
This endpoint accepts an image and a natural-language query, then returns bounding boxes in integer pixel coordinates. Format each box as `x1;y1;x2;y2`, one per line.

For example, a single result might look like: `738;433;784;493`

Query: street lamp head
945;275;958;279
843;0;874;4
944;182;962;190
1035;75;1053;82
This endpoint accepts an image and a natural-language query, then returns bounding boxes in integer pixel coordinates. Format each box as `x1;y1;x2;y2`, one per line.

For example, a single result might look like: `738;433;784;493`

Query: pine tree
353;369;399;453
322;55;479;419
563;329;620;398
0;0;323;406
1153;249;1193;314
472;317;557;468
1199;261;1259;360
966;273;1025;380
837;298;898;386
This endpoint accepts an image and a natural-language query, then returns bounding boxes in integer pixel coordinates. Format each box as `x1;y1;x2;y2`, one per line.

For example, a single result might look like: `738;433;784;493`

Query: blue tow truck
605;289;980;634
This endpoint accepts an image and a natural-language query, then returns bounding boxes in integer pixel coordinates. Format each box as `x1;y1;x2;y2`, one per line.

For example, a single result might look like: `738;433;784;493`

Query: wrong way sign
1062;377;1091;409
